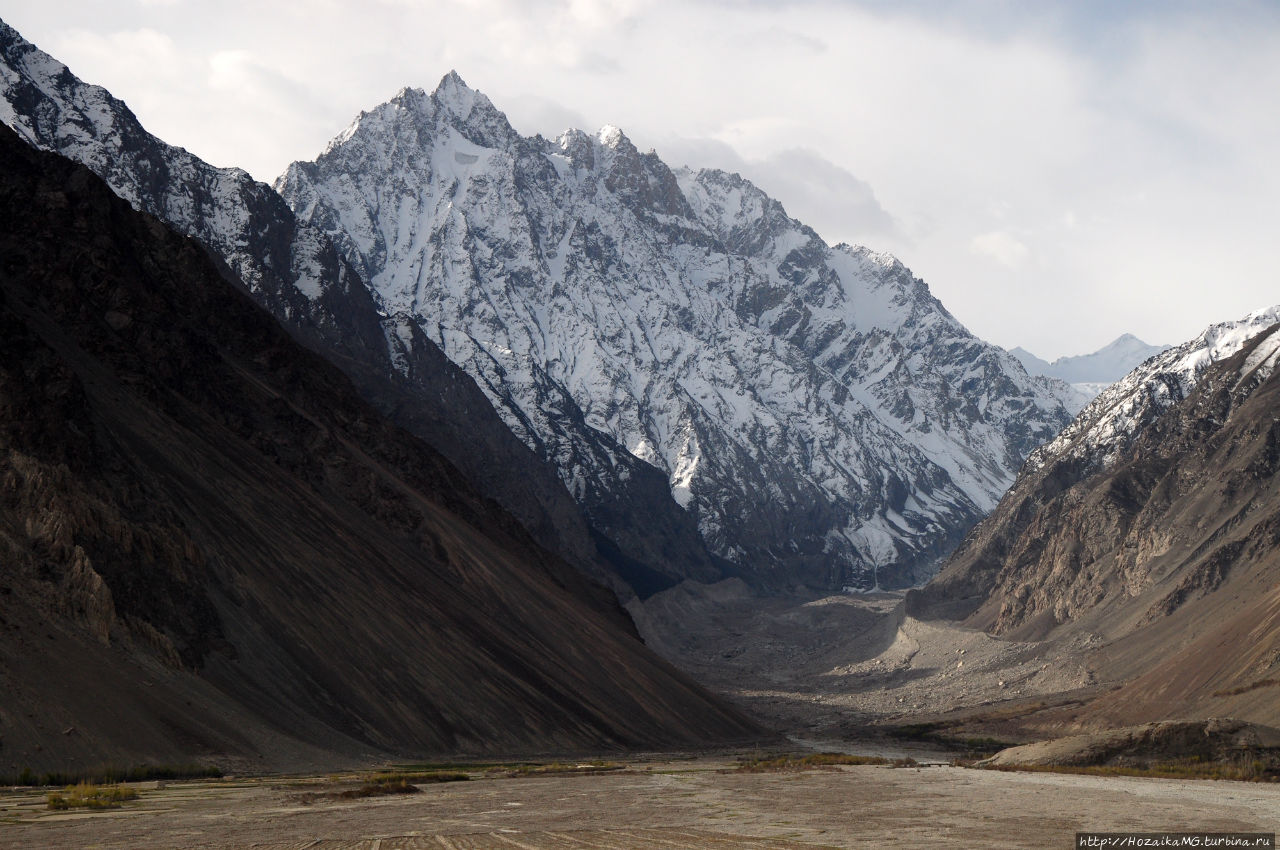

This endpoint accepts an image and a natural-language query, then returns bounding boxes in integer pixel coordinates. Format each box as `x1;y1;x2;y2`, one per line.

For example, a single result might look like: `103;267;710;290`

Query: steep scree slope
0;124;764;773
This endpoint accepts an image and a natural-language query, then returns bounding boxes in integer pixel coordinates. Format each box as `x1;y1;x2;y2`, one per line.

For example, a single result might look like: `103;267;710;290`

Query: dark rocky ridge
0;124;765;774
0;17;720;598
909;324;1280;727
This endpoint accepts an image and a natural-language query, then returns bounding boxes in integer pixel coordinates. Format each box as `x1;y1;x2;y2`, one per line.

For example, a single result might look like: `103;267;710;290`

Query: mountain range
1011;334;1169;397
7;12;1274;775
275;74;1081;589
0;19;721;599
0;19;1086;592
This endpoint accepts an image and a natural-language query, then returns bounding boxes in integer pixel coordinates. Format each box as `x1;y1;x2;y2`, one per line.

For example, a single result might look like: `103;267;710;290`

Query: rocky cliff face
278;74;1079;589
913;305;1280;626
909;309;1280;725
0;18;720;596
0;124;764;772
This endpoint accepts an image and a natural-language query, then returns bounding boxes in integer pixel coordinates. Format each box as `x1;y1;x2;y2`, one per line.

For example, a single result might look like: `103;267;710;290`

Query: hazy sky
5;1;1278;358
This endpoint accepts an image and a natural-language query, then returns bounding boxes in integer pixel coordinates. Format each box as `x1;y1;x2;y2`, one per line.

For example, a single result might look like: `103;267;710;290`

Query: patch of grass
731;753;891;773
980;759;1280;783
46;783;139;810
500;761;625;778
388;761;510;771
8;763;222;787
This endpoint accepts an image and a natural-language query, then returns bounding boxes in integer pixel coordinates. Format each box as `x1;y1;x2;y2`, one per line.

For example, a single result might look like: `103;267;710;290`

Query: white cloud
970;232;1030;269
3;0;1278;359
654;137;896;244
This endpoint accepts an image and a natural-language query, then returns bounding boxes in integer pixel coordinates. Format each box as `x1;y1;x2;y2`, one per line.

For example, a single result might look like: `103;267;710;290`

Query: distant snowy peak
1014;333;1170;387
1009;346;1051;375
1029;305;1280;474
278;71;1080;589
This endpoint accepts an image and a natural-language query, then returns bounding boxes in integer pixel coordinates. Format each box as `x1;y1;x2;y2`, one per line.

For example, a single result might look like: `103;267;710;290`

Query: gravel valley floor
2;757;1277;849
5;582;1276;848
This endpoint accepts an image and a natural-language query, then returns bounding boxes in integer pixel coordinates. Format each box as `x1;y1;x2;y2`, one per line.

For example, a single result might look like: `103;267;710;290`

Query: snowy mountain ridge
278;73;1081;589
1027;305;1280;475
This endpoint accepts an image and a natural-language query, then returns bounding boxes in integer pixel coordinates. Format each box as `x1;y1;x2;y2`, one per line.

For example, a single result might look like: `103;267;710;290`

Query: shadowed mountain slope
0;124;765;775
0;17;721;600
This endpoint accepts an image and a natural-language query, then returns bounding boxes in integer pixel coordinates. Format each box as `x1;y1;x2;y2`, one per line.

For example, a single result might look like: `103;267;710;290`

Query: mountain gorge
277;74;1081;589
0;122;763;773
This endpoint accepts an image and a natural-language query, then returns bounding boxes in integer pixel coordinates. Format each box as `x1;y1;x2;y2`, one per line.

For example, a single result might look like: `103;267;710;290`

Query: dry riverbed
2;755;1277;849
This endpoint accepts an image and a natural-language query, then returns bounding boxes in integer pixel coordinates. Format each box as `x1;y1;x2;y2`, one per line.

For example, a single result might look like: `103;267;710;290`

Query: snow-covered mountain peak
355;72;515;151
277;77;1082;589
596;123;627;148
553;127;596;171
430;70;488;121
1012;333;1170;396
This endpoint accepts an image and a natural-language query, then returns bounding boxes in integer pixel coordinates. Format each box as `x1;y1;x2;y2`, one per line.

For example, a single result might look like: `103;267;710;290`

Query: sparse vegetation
500;761;625;778
336;778;421;799
980;758;1280;783
363;770;470;785
46;783;139;810
294;770;470;804
731;753;891;773
9;763;223;787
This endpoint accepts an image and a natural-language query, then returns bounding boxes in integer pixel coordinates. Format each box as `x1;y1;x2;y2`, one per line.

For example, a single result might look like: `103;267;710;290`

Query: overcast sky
5;1;1279;358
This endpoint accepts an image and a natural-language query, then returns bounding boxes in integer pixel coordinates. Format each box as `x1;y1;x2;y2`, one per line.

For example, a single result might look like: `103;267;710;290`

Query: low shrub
337;778;421;799
501;761;624;778
364;771;469;786
46;783;139;810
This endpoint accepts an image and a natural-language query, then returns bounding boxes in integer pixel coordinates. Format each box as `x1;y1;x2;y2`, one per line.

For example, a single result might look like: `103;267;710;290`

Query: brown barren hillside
0;123;765;777
909;320;1280;728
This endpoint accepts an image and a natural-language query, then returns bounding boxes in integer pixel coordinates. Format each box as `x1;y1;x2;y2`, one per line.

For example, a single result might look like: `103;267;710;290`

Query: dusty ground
2;756;1278;849
628;579;1110;742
